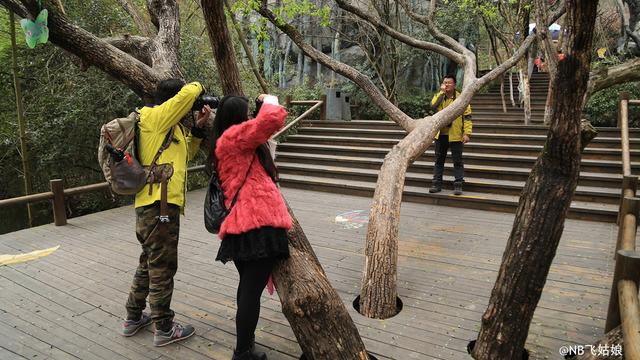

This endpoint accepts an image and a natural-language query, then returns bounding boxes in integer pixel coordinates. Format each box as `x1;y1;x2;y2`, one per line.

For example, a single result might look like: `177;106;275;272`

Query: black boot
249;335;266;359
232;339;267;360
429;181;442;193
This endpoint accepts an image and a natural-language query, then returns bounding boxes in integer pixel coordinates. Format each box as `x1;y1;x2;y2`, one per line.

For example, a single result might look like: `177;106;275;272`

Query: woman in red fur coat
210;94;291;360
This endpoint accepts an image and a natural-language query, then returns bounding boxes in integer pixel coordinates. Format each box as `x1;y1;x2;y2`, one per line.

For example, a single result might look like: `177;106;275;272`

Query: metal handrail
272;99;324;140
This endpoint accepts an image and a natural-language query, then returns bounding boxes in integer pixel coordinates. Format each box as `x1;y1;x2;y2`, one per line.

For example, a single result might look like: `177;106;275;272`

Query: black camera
192;94;219;111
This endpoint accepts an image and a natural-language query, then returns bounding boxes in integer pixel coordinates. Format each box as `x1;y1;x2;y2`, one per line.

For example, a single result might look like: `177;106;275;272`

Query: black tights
233;258;275;353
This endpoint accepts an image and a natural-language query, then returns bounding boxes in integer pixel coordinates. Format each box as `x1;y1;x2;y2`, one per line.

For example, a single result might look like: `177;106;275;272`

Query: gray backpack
98;111;174;195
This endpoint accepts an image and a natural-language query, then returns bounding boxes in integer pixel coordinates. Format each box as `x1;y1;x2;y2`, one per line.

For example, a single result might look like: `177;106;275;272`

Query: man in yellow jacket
428;75;472;195
122;79;210;346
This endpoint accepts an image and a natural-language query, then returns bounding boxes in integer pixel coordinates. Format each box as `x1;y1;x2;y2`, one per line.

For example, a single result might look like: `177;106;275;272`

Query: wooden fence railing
0;98;325;228
604;92;640;359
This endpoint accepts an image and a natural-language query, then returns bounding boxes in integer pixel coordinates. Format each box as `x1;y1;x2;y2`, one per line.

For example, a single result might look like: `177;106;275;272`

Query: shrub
584;82;640;127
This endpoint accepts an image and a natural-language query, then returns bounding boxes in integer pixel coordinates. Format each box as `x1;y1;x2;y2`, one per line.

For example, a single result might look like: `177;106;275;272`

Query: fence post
618;92;629;128
606;197;640;332
320;94;327;120
285;94;292;108
617;176;638;225
50;179;67;226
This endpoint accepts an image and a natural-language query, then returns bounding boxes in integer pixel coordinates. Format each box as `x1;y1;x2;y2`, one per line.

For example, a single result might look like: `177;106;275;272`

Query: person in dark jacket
210;94;291;360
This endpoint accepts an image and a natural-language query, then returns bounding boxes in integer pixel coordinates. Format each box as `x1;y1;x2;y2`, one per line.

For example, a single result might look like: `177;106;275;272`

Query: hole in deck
301;353;378;360
467;340;530;359
352;295;403;319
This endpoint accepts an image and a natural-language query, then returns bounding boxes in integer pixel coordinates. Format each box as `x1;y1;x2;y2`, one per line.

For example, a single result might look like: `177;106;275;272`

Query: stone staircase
276;74;637;222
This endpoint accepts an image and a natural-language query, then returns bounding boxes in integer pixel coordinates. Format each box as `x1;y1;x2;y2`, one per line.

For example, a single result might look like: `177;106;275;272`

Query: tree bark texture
201;0;244;96
472;1;599;359
574;326;624;360
202;4;369;358
519;66;532;125
273;205;369;360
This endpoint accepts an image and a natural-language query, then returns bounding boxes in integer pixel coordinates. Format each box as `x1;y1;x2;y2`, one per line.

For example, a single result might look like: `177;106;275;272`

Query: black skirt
216;226;289;264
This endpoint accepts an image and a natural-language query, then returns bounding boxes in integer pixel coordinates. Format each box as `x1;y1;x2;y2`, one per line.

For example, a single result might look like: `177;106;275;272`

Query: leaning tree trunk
201;0;243;96
200;3;369;359
472;1;599;359
275;205;368;359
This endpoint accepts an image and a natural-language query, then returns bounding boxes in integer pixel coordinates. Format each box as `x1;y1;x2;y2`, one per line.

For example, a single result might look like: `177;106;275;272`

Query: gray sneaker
122;313;152;337
453;181;463;195
153;322;195;347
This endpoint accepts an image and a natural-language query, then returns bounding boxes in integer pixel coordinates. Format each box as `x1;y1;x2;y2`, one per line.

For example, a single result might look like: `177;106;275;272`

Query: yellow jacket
134;82;203;210
431;90;472;142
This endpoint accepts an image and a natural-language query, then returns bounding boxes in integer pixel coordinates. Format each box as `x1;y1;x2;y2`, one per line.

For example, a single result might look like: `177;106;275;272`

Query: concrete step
295;127;638;149
284;134;638;161
299;121;640;140
276;152;623;189
276;143;636;174
277;174;617;222
277;162;620;204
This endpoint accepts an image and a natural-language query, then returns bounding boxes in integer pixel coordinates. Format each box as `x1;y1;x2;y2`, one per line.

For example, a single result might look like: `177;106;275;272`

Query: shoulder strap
229;155;256;210
148;126;176;168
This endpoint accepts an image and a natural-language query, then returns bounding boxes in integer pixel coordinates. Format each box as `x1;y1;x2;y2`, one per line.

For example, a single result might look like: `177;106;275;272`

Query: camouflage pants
125;202;180;331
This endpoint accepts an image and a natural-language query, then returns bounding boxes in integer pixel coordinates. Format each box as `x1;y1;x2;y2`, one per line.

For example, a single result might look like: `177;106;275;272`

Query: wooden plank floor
0;187;617;360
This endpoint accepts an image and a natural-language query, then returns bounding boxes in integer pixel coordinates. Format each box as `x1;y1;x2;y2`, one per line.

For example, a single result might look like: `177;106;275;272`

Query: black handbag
204;156;255;234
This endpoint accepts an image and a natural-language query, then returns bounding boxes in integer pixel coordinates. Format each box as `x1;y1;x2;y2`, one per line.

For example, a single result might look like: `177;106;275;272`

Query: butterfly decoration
20;9;49;49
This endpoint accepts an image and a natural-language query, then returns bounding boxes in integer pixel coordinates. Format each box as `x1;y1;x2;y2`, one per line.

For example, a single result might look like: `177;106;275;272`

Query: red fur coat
215;103;292;239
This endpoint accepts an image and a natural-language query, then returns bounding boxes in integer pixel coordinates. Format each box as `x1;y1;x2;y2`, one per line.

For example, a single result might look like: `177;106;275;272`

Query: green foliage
584;82;640;127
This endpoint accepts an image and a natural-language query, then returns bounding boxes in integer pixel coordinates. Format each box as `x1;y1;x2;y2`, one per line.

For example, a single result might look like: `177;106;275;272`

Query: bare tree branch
588;57;640;96
334;0;464;63
0;0;28;17
257;0;415;131
398;0;469;55
0;0;181;97
116;0;155;37
103;35;153;66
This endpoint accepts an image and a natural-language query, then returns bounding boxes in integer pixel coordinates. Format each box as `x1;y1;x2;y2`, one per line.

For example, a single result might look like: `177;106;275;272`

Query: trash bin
325;88;343;120
342;95;352;121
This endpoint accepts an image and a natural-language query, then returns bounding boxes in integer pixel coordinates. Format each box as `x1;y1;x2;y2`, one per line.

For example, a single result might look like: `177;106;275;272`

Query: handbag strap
228;155;256;210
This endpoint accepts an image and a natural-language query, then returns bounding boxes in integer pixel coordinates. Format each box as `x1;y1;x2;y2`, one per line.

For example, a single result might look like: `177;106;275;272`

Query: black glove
252;97;264;118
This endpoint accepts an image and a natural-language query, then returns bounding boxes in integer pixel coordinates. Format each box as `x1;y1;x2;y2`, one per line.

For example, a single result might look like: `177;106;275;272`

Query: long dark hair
208;96;278;182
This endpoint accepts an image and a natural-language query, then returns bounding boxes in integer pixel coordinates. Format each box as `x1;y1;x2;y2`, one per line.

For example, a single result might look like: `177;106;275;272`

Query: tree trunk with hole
275;206;369;359
472;1;599;358
202;3;369;359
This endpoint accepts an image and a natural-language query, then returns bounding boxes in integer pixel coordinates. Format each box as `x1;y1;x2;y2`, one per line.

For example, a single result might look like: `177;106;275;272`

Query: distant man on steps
428;74;472;195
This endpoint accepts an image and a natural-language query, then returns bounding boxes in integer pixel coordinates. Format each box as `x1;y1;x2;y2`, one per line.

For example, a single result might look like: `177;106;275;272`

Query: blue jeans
432;135;464;184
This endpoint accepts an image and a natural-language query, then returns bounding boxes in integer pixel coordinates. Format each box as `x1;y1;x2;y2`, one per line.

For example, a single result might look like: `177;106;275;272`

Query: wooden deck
0;187;618;360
